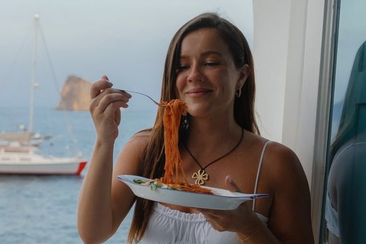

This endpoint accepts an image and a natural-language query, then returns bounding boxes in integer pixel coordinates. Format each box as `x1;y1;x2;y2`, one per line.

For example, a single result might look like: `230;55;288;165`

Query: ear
236;64;250;90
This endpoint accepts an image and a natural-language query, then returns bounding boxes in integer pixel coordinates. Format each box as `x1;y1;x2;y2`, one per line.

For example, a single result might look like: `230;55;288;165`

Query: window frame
311;0;341;242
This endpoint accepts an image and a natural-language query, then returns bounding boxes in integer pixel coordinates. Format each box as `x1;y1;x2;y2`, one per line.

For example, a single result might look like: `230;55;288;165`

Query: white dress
141;141;271;244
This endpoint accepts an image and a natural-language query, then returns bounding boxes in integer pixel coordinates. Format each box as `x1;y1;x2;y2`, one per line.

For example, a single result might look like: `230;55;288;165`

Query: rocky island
56;75;92;111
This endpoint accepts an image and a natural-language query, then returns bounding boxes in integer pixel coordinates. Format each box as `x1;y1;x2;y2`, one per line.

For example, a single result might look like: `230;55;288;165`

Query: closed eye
204;62;220;67
177;65;190;72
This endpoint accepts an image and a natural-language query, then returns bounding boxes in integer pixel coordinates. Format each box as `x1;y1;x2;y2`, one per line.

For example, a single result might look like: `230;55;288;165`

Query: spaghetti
159;99;212;195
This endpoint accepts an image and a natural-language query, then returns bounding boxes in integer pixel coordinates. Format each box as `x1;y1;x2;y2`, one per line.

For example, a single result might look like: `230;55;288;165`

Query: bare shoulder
264;141;305;182
129;129;151;143
245;133;303;178
253;139;310;197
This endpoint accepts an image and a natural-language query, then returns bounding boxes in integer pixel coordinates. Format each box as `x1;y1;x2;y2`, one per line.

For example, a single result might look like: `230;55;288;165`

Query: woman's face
175;28;246;118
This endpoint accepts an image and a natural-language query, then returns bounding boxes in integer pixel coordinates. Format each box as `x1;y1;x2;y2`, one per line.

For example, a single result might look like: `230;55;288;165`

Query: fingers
101;100;125;125
114;105;121;125
97;89;130;110
90;89;129;116
198;210;226;231
225;175;241;192
89;75;132;115
90;75;113;99
88;76;133;141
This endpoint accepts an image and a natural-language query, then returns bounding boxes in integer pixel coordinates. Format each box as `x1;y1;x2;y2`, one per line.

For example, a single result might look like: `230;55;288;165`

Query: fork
120;89;161;106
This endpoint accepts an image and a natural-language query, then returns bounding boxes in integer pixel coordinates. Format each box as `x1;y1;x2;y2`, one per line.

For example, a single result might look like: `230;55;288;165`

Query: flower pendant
192;169;209;185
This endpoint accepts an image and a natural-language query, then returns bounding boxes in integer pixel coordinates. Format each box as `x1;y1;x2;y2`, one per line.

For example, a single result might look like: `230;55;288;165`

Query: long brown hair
127;12;259;243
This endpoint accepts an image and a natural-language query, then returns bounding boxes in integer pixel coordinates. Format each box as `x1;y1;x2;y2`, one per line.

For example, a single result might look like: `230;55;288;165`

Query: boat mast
29;13;40;134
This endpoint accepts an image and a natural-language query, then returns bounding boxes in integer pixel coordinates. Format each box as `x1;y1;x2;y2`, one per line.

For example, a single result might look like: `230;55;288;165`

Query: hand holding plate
195;175;262;235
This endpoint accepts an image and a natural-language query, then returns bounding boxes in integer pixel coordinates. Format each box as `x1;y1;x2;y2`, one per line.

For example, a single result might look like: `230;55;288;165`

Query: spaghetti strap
252;140;270;211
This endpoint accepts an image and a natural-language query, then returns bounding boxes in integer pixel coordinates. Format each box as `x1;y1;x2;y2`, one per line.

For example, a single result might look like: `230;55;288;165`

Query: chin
186;105;212;118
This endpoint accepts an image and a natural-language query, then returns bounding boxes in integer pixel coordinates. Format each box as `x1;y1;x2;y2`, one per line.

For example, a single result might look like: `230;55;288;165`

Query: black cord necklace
182;129;244;185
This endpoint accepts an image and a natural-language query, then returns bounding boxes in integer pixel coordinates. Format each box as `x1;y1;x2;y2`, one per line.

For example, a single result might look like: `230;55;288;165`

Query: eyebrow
201;51;223;56
180;51;223;59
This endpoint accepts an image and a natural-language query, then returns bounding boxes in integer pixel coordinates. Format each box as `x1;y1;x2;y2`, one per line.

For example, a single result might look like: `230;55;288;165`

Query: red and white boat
0;144;87;175
0;142;87;175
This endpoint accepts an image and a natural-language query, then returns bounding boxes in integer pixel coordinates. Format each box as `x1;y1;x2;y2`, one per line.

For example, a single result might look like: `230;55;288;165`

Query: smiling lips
186;88;212;97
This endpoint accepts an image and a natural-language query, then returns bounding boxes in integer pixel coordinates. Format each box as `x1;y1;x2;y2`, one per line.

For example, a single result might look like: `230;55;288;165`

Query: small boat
0;142;87;175
0;14;87;175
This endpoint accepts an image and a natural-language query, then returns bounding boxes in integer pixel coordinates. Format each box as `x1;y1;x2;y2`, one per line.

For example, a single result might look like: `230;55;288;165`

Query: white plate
118;175;268;210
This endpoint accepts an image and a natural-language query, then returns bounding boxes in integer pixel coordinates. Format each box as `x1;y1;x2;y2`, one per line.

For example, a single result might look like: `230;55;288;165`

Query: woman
77;13;314;244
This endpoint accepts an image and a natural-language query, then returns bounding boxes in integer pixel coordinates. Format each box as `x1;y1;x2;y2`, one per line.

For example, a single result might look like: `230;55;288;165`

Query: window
321;0;366;243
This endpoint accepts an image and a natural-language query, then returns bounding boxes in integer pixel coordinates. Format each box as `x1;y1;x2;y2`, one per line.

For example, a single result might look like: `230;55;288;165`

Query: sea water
0;107;157;244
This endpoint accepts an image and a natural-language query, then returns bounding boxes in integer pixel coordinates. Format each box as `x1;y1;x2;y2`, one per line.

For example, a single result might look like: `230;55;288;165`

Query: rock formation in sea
56;75;91;111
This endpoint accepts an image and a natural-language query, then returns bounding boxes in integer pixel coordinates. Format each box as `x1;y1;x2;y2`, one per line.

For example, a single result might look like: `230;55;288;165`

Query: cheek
175;76;186;97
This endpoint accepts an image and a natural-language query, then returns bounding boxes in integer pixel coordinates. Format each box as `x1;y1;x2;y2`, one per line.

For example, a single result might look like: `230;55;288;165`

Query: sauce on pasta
159;99;212;194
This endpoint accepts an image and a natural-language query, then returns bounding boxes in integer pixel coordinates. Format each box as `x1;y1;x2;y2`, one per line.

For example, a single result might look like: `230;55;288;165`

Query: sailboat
0;14;87;175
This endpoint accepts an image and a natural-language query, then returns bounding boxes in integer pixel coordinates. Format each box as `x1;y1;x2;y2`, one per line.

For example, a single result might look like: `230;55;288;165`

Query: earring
235;88;242;98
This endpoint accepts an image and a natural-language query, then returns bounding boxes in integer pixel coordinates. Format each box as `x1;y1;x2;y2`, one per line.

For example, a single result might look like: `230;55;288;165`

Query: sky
333;0;366;104
0;0;253;110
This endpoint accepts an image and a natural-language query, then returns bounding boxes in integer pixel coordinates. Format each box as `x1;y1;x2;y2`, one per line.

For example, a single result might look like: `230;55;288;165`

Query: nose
187;64;205;82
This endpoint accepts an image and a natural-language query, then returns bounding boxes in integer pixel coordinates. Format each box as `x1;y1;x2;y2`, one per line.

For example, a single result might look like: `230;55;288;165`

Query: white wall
252;0;326;185
252;0;290;141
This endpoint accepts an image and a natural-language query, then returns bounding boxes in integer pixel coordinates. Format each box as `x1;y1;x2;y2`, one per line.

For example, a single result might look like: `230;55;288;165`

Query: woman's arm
77;139;117;244
254;143;314;244
77;135;146;244
77;76;140;243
